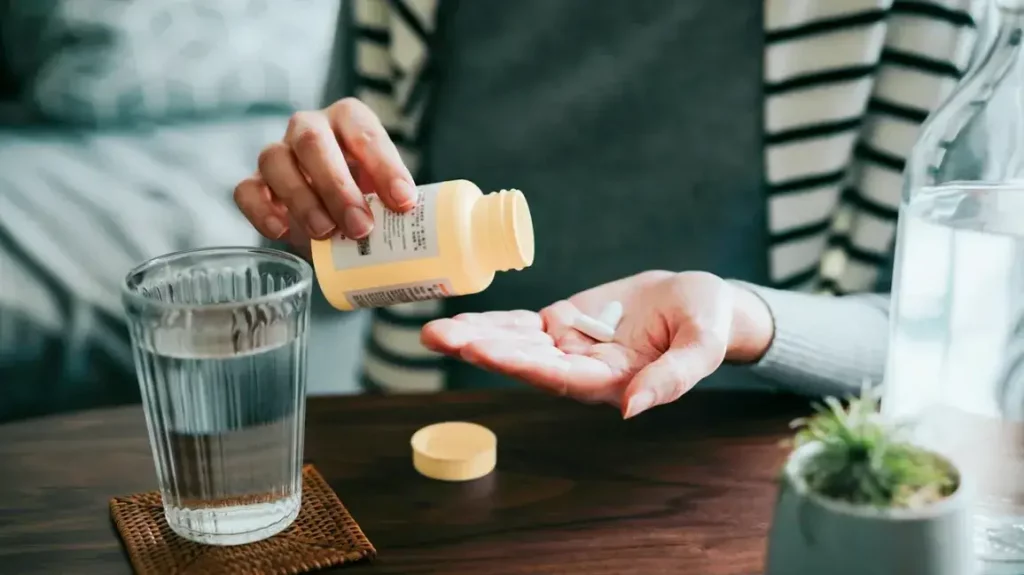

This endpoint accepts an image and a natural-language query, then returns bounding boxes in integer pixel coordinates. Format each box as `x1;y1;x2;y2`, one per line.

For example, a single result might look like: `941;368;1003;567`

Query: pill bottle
311;179;535;311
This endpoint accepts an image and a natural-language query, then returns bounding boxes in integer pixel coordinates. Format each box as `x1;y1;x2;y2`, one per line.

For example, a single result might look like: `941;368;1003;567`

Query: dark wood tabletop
0;388;811;575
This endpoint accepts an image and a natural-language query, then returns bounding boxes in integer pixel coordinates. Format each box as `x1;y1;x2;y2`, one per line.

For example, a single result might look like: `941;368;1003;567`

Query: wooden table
0;389;810;574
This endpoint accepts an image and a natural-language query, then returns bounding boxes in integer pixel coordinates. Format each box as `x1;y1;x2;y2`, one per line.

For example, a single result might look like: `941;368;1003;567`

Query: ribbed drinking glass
122;247;312;545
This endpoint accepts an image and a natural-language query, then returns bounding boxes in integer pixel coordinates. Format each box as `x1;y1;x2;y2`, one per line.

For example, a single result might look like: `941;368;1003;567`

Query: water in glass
887;184;1024;564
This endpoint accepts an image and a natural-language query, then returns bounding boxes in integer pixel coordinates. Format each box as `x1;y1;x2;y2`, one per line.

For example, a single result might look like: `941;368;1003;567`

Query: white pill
573;313;616;343
597;301;623;329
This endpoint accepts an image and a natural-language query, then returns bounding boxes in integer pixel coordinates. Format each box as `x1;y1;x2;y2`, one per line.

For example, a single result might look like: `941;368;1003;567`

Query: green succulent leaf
790;382;957;509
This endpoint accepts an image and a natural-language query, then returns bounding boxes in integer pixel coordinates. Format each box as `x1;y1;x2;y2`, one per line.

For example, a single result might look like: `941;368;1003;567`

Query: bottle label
331;183;442;269
344;279;454;309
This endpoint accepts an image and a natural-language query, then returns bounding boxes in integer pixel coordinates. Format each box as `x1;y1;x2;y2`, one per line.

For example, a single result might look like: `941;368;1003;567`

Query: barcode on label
346;280;452;309
357;237;371;256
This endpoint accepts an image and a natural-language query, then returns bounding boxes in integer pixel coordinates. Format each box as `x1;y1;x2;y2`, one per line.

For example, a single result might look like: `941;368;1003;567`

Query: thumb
620;286;733;419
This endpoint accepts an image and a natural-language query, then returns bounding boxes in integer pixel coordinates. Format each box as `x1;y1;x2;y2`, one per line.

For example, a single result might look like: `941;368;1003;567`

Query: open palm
421;271;739;417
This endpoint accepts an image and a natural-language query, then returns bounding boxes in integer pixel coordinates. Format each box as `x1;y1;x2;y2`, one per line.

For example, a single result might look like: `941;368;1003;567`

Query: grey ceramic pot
764;442;975;575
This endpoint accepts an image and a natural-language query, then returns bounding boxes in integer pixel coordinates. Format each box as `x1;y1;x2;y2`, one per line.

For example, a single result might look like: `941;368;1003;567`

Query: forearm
733;282;891;397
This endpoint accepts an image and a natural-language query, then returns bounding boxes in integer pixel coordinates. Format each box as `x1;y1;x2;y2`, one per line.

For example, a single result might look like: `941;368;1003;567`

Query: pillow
0;0;339;125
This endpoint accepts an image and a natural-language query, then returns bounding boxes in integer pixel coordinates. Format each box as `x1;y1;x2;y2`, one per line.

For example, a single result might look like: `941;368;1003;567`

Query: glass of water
122;247;312;546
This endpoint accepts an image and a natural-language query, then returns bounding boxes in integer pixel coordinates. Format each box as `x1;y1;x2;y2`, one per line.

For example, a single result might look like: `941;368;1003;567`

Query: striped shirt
350;0;988;393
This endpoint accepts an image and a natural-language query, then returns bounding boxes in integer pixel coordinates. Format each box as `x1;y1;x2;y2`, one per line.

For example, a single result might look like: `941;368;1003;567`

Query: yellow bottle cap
411;421;497;481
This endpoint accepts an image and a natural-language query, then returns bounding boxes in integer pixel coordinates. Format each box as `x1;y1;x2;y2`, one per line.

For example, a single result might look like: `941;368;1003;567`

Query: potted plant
764;385;974;575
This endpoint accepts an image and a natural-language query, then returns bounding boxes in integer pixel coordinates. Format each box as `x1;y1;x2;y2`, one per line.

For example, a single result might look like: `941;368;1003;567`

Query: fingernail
265;215;288;239
624;390;656;419
307;208;336;238
343;206;374;239
390;178;418;210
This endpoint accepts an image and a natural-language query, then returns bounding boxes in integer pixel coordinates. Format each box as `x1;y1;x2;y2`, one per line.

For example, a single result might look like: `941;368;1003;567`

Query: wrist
724;280;775;364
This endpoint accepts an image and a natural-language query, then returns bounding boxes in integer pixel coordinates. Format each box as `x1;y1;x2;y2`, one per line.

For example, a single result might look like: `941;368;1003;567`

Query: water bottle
884;0;1024;566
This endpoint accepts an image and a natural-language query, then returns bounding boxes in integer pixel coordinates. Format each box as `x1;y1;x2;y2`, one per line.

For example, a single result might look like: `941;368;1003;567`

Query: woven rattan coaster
110;464;376;575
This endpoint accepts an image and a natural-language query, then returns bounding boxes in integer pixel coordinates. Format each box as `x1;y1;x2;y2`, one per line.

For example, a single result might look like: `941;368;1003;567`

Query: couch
0;0;369;423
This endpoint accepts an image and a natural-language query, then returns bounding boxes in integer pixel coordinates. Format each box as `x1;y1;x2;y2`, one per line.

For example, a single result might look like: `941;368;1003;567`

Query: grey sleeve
740;284;890;397
729;234;897;397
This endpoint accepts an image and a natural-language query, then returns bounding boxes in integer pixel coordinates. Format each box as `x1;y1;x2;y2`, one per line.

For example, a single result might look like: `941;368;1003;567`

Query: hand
421;271;775;418
233;98;418;254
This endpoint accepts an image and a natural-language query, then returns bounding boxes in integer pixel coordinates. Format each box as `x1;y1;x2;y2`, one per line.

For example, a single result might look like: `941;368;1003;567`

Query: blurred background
0;0;370;423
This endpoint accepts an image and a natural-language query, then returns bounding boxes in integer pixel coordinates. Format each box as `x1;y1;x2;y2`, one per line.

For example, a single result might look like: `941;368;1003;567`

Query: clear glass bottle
883;0;1024;566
